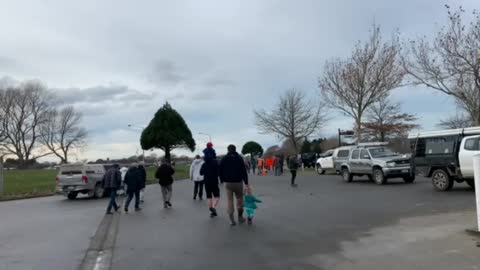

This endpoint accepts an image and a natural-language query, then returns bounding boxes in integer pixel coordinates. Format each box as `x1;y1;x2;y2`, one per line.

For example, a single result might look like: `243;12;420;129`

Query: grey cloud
54;85;153;105
148;59;185;84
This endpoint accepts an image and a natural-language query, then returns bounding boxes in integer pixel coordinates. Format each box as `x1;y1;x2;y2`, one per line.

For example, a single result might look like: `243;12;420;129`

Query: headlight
386;162;396;167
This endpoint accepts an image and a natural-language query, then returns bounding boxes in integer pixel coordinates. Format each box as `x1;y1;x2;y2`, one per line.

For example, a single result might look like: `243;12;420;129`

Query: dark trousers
291;170;297;185
125;190;140;209
194;181;204;199
106;188;118;212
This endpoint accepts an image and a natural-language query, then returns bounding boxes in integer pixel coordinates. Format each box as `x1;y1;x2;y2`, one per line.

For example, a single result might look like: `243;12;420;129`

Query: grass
0;164;190;201
0;169;58;200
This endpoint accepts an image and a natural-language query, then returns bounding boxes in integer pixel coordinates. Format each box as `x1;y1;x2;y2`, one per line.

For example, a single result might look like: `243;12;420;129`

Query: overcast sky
0;0;477;162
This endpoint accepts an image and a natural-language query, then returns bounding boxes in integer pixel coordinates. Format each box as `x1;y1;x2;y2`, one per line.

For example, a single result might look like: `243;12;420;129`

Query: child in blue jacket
244;187;262;225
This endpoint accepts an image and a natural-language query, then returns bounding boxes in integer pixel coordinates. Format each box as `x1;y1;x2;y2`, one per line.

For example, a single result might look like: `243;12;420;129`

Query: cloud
148;59;185;85
54;84;153;105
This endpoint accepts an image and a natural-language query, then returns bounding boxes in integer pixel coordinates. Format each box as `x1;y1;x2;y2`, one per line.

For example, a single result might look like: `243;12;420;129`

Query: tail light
82;175;89;184
56;176;59;185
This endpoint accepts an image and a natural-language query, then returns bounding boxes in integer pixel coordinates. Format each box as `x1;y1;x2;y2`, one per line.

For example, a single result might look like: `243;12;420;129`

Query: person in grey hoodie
190;155;205;200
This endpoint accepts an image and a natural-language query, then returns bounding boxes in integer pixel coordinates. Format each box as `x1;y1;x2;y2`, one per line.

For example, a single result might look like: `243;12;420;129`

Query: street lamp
128;124;146;164
198;132;212;142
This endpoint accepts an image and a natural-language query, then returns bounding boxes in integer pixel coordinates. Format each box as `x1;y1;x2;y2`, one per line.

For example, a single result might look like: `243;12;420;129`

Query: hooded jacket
219;151;249;185
190;159;204;182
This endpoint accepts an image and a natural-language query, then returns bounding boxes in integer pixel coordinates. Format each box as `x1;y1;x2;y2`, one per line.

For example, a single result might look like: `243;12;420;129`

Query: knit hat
206;142;213;148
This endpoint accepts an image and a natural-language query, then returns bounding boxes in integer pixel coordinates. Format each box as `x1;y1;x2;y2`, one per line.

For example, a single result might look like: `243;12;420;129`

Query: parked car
339;143;414;185
408;127;480;191
301;153;318;168
316;146;355;175
56;164;107;200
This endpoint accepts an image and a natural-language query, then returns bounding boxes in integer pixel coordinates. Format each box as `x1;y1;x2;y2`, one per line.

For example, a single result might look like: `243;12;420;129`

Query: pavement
111;174;479;270
0;194;107;270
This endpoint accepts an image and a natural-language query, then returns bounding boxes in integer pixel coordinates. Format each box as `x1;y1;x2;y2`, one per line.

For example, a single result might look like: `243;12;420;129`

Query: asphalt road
0;194;106;270
111;174;476;270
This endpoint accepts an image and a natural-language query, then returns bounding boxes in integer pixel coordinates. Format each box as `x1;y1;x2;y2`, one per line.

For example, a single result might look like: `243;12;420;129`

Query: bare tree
402;6;480;125
40;106;87;163
437;113;473;129
0;81;54;166
319;25;405;140
362;97;419;142
254;89;326;154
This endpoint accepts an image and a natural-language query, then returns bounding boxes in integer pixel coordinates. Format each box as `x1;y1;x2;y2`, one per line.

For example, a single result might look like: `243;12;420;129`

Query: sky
0;0;477;162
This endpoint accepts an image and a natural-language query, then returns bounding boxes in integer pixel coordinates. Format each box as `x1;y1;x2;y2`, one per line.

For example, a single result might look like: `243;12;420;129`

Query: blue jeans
125;190;140;209
106;188;118;212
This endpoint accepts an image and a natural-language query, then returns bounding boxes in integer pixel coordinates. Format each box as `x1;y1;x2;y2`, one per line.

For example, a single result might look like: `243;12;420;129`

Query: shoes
247;217;253;225
124;207;128;213
193;197;196;200
238;216;246;224
164;202;168;209
135;207;142;211
166;201;172;207
209;208;217;218
106;211;113;215
114;206;119;212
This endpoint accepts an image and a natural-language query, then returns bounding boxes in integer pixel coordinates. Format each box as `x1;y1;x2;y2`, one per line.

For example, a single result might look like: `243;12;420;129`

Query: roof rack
407;126;480;139
357;142;389;147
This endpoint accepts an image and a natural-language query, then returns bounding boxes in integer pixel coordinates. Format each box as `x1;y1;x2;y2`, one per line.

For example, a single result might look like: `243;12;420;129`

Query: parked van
408;127;480;191
56;164;107;200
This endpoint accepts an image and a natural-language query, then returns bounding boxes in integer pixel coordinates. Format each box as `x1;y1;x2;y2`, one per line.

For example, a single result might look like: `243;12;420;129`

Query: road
0;194;106;270
111;174;478;270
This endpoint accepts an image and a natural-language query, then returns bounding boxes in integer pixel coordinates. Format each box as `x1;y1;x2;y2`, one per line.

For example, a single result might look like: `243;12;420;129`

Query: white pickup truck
409;127;480;191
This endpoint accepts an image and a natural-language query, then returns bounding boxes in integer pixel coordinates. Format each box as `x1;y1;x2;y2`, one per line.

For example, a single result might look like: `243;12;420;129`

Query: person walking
219;144;249;226
200;157;221;218
124;163;142;212
244;186;262;225
104;164;122;214
190;155;205;200
274;157;281;176
138;162;147;203
156;159;175;208
288;155;300;187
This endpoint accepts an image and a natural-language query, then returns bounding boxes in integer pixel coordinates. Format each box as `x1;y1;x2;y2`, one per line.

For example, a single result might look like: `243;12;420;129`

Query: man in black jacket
104;164;122;214
155;159;175;209
200;157;221;218
219;144;249;226
124;163;142;212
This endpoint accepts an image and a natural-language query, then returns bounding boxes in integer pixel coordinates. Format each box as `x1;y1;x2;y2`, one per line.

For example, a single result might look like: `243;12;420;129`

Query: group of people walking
102;143;262;226
103;163;147;214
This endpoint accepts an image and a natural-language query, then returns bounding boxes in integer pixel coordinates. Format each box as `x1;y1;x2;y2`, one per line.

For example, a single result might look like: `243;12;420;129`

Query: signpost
338;129;355;147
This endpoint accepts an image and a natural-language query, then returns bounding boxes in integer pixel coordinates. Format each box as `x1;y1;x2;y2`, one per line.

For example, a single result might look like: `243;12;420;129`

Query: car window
360;149;370;159
337;150;350;158
351;150;360;159
464;137;480;151
425;137;455;155
369;148;396;158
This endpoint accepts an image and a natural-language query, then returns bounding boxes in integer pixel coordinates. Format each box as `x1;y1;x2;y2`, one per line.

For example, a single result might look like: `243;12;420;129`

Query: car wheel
67;192;78;200
403;175;416;184
373;168;386;185
342;168;353;182
93;183;105;199
316;164;325;175
432;169;453;191
465;179;475;190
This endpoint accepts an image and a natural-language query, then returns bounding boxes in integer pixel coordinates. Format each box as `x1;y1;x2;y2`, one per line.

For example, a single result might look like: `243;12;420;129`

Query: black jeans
125;190;140;209
106;188;118;212
194;181;204;199
291;170;297;185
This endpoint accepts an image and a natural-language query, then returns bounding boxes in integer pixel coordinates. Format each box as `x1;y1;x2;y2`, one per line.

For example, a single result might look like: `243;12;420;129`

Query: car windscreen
60;166;83;175
369;148;396;158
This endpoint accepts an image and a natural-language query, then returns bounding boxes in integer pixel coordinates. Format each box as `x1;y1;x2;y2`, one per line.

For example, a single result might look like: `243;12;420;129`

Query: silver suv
56;164;107;199
339;145;414;185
